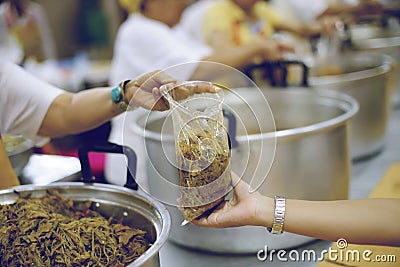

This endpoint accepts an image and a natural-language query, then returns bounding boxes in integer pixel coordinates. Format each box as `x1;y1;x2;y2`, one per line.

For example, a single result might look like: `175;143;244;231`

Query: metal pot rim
0;182;171;267
132;88;359;140
248;88;359;139
350;24;400;49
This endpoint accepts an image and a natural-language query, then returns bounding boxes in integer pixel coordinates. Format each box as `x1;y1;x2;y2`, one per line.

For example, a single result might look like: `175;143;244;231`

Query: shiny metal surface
0;182;171;267
310;52;393;160
3;134;33;176
349;22;400;107
134;88;358;253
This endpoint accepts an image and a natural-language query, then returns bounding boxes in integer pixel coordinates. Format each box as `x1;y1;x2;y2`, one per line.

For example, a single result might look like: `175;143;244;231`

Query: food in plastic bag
163;82;232;223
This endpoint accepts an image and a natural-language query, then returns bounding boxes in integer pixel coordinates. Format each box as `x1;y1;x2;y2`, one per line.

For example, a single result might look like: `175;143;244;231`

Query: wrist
110;80;138;112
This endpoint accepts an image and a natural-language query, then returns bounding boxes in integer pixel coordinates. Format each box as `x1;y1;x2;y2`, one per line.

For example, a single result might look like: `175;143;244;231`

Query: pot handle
223;109;239;149
78;142;138;190
245;60;309;87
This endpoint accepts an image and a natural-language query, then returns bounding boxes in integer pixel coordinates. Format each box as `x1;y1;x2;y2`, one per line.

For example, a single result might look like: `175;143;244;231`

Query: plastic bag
163;82;232;223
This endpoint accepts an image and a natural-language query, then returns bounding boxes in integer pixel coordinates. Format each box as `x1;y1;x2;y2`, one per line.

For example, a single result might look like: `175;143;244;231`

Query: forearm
281;198;400;246
198;32;272;78
38;87;121;137
206;44;264;68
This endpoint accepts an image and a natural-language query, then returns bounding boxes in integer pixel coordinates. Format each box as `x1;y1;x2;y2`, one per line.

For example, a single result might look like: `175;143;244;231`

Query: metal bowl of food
0;142;171;267
2;134;33;176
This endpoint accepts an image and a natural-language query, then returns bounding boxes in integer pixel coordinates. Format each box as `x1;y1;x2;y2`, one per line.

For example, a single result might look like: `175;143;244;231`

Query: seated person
105;0;293;187
181;0;336;49
0;0;56;63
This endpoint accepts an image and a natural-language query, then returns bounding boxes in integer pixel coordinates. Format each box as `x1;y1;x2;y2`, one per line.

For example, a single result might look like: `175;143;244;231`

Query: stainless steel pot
0;142;171;267
133;88;358;253
309;52;393;160
347;20;400;108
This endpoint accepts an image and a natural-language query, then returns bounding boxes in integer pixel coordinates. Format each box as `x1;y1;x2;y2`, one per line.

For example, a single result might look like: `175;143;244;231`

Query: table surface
159;107;400;267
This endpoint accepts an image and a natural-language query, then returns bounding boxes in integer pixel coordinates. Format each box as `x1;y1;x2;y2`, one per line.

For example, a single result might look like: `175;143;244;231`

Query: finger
152;70;178;84
193;204;245;228
191;83;220;93
192;214;221;227
160;83;178;100
172;82;220;100
136;70;160;86
192;204;227;227
277;42;295;52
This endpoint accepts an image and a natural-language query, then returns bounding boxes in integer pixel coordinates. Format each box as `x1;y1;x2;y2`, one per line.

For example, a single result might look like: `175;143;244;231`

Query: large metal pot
2;134;33;176
0;143;171;267
309;52;393;160
347;20;400;108
133;88;358;253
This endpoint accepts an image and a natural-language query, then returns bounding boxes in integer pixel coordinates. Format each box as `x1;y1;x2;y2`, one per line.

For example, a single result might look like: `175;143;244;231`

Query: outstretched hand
125;70;220;111
192;173;274;228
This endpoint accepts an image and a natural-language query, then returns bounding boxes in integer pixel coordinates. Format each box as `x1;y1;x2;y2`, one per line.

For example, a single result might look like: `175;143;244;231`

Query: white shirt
106;13;212;188
109;13;212;85
0;60;63;146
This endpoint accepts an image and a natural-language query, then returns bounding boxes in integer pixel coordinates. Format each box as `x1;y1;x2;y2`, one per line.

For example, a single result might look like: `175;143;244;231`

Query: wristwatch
267;196;286;234
110;79;137;111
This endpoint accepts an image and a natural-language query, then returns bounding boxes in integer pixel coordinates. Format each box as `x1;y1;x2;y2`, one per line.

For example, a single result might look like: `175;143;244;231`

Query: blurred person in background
279;0;383;25
0;59;217;189
111;0;292;82
0;0;56;63
180;0;338;54
179;0;340;88
207;0;335;41
105;0;293;188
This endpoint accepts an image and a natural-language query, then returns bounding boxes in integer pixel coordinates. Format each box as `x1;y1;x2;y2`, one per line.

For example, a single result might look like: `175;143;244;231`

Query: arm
192;31;293;80
284;198;400;246
193;174;400;247
38;70;218;138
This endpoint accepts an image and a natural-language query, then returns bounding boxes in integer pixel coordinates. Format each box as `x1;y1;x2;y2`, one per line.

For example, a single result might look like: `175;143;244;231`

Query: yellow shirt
203;0;283;46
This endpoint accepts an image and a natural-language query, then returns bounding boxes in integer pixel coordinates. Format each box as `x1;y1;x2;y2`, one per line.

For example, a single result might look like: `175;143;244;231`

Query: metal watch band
267;196;286;234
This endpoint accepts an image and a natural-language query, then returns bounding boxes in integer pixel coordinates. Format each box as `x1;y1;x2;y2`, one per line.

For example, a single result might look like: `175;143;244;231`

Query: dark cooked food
178;130;231;223
0;191;150;267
